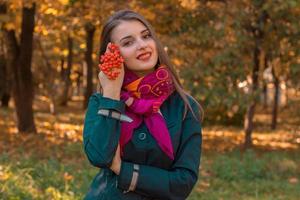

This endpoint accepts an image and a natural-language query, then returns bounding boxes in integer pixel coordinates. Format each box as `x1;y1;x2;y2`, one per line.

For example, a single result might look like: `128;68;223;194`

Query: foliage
1;0;300;125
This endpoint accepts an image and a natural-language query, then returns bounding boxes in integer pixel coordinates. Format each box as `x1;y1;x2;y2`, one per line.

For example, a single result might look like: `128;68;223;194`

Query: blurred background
0;0;299;199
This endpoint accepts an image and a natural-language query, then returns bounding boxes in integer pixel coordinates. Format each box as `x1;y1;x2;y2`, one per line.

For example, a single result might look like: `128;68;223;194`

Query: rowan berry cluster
98;43;124;80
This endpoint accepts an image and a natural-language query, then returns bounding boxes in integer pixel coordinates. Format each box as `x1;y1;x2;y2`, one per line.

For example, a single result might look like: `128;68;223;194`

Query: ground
0;95;299;199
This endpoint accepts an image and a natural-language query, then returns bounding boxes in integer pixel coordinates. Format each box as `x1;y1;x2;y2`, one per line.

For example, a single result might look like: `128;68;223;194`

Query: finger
114;144;120;155
98;71;107;81
116;144;121;159
105;42;112;53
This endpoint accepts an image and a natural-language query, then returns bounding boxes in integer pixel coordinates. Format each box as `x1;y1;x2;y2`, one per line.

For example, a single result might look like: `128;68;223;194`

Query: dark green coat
83;91;202;200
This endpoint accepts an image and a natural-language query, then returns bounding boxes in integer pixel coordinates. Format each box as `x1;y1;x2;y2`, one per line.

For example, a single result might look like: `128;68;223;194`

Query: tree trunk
75;70;82;96
2;3;36;132
243;9;267;149
271;67;279;130
262;52;269;109
244;43;260;149
284;80;288;108
60;36;73;106
262;83;267;108
0;33;11;107
60;57;65;78
83;23;95;109
1;94;10;107
0;54;10;107
36;37;57;114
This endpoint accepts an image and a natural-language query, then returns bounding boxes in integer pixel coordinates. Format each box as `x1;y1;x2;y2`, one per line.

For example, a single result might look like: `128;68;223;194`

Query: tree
1;2;36;132
83;22;95;109
59;35;73;106
0;38;10;107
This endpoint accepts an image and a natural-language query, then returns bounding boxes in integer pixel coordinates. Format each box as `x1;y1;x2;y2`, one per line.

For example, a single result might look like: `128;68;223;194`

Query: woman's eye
123;41;132;46
143;33;151;39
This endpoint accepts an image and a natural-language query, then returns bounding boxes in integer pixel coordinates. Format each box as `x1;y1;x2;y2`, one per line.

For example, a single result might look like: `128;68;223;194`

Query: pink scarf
120;65;175;160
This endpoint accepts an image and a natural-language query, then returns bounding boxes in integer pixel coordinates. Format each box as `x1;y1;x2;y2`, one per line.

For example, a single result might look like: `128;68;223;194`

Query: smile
137;52;151;61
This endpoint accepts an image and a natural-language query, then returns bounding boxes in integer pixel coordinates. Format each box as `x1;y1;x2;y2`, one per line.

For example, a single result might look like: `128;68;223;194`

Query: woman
83;9;203;200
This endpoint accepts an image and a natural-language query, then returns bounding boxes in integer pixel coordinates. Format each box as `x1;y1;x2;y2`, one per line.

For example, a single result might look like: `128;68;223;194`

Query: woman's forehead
111;20;148;42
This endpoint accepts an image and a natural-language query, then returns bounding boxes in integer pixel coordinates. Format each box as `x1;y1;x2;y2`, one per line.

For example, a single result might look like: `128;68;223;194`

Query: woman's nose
137;38;147;50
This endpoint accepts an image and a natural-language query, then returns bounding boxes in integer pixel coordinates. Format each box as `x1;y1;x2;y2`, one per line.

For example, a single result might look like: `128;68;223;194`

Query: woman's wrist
103;89;120;100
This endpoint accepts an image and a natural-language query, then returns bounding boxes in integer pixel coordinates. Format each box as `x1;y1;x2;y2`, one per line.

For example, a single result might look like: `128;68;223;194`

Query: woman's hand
110;143;121;175
98;42;125;100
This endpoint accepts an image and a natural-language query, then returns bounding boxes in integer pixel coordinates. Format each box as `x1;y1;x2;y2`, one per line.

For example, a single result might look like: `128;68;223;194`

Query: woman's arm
117;101;202;200
83;93;125;168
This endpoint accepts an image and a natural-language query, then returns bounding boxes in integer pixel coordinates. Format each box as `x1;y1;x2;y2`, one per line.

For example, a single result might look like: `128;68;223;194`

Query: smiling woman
83;9;203;200
110;20;158;77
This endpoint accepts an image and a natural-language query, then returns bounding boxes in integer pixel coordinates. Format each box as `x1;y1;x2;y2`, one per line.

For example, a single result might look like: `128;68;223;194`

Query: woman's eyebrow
119;29;149;42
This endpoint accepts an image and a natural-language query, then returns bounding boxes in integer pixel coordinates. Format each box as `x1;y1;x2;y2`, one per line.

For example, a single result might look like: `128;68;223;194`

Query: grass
0;143;97;200
0;96;300;199
1;145;299;199
189;149;300;200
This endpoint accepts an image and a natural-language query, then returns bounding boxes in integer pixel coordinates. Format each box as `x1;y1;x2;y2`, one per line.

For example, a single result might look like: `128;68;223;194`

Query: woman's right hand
98;42;125;100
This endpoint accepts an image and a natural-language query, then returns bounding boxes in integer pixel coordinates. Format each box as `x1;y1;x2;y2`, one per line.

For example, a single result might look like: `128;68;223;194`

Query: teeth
138;53;150;59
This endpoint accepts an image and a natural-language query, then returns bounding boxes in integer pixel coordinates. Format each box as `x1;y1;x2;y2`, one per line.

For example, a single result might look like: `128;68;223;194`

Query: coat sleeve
117;100;202;200
83;93;125;168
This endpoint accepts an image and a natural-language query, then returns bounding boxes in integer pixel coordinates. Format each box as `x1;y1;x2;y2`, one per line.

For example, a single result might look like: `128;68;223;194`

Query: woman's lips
137;52;151;61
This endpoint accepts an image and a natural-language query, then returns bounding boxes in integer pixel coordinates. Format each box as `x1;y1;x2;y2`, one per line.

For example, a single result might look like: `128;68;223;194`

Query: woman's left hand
110;143;121;175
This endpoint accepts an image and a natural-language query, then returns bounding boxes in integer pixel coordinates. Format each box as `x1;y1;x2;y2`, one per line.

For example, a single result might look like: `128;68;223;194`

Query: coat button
138;132;147;140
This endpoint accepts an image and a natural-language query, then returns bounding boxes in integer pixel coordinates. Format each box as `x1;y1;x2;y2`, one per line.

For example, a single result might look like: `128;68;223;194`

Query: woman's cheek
120;47;133;58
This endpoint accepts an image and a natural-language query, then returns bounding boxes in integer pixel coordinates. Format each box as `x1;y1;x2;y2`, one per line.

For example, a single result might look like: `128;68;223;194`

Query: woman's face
110;20;158;77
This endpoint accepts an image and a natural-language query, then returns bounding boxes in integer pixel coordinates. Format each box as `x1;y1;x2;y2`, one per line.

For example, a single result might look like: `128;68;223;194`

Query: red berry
98;42;124;80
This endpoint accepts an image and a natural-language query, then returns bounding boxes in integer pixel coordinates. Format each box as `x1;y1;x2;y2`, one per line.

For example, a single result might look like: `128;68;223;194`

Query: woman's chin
137;59;157;68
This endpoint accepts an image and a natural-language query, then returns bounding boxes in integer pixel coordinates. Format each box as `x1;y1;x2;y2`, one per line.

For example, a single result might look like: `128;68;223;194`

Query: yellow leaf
44;8;58;15
53;47;61;54
0;168;11;181
59;0;69;5
70;73;78;81
179;78;185;84
172;58;182;66
80;43;86;49
62;49;69;56
5;22;15;30
63;172;73;181
92;53;97;60
34;26;40;32
42;29;49;36
72;17;80;25
289;51;295;57
180;0;199;10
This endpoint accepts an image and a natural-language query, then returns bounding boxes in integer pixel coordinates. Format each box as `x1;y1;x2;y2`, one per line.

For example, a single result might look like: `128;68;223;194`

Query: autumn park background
0;0;300;199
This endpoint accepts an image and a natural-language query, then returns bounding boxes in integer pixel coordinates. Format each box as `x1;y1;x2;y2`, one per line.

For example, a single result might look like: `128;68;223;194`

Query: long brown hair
98;9;203;122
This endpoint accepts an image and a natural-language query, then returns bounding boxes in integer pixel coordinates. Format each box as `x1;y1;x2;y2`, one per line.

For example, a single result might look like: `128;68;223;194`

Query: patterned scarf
120;64;175;160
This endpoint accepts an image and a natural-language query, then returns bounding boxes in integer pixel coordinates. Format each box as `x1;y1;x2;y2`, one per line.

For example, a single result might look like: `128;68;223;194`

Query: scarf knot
120;65;175;160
